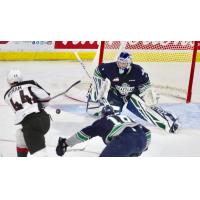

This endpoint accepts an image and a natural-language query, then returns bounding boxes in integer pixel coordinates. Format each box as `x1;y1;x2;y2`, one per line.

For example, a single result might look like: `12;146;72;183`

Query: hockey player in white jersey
4;69;51;157
87;51;179;133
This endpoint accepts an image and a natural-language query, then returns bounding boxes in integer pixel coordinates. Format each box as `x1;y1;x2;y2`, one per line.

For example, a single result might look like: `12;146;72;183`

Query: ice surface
1;61;200;157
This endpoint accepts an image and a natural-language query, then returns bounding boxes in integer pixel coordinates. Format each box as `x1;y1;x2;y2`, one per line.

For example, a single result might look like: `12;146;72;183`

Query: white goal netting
66;41;198;103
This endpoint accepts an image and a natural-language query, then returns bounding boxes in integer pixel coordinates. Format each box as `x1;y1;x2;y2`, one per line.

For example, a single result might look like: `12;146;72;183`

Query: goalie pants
107;90;126;111
99;126;151;157
21;110;50;154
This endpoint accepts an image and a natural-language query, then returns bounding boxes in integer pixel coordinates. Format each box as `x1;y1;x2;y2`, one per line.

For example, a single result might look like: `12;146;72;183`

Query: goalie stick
74;51;91;79
71;52;110;112
73;52;94;111
63;52;93;104
74;53;109;110
51;80;81;100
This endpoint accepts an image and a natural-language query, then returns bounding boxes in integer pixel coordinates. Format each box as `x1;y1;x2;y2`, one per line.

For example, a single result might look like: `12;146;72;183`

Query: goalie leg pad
151;106;180;133
127;94;179;133
87;90;124;116
126;94;149;121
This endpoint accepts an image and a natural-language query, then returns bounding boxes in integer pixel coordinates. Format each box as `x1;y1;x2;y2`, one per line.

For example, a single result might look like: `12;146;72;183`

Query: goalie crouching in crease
56;105;151;157
87;51;179;134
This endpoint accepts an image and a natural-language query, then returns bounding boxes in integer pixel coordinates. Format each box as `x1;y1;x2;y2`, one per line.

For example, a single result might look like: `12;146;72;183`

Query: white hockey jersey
4;80;50;124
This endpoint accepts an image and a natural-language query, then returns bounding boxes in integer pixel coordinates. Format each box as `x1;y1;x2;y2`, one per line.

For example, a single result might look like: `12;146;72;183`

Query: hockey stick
50;80;81;100
0;138;87;153
73;51;93;110
73;52;110;111
74;52;104;111
63;52;92;104
74;51;91;79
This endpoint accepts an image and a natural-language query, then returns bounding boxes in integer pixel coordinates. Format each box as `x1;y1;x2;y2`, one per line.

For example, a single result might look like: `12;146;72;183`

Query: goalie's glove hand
56;137;68;156
139;88;159;107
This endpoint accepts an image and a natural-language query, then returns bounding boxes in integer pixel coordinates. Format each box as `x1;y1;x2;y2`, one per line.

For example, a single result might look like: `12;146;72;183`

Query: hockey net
98;41;200;102
66;41;199;103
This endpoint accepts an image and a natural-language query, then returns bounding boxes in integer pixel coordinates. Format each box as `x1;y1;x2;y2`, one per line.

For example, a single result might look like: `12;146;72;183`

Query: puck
56;109;61;114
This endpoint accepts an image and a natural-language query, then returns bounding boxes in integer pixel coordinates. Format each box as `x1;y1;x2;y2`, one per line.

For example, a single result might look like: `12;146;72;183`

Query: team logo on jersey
115;83;135;95
113;77;119;82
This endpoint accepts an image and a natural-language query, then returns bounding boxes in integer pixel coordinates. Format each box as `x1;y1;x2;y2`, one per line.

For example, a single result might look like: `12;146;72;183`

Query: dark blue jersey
80;114;150;144
94;62;150;98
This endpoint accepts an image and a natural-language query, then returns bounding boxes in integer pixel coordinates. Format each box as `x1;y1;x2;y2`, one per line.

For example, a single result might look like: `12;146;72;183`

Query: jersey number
10;88;36;111
107;115;132;126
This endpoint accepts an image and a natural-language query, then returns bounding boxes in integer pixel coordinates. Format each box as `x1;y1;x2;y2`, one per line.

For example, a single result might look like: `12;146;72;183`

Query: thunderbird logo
116;83;135;95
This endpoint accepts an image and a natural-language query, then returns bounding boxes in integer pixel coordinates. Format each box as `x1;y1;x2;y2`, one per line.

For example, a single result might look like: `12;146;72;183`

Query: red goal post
98;41;200;103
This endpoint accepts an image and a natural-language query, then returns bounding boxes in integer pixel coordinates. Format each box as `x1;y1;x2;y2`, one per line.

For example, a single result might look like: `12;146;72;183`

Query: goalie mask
7;69;23;85
117;51;132;74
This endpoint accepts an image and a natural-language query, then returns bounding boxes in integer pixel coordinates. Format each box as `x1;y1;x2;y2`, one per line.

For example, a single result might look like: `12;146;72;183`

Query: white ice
1;61;200;156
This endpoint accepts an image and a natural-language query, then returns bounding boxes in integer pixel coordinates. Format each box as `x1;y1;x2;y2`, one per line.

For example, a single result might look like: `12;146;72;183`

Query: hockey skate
169;118;180;134
151;106;180;133
163;111;180;133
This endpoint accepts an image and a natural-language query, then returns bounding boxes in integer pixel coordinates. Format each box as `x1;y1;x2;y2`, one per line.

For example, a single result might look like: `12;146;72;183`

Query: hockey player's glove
139;87;159;107
56;137;68;156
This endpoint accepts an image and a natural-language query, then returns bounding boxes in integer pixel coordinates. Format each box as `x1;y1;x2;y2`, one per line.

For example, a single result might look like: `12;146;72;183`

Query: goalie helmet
7;69;23;85
117;51;132;74
101;105;115;117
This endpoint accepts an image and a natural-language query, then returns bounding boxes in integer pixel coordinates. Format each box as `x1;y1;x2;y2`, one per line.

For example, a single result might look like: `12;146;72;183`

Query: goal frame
98;41;199;103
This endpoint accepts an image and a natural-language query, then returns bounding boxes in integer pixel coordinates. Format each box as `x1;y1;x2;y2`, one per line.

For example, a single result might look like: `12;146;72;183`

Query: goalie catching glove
139;87;159;107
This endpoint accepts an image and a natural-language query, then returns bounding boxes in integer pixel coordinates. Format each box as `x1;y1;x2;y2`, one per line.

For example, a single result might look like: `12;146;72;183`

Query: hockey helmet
7;69;23;85
117;51;132;74
101;105;115;117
